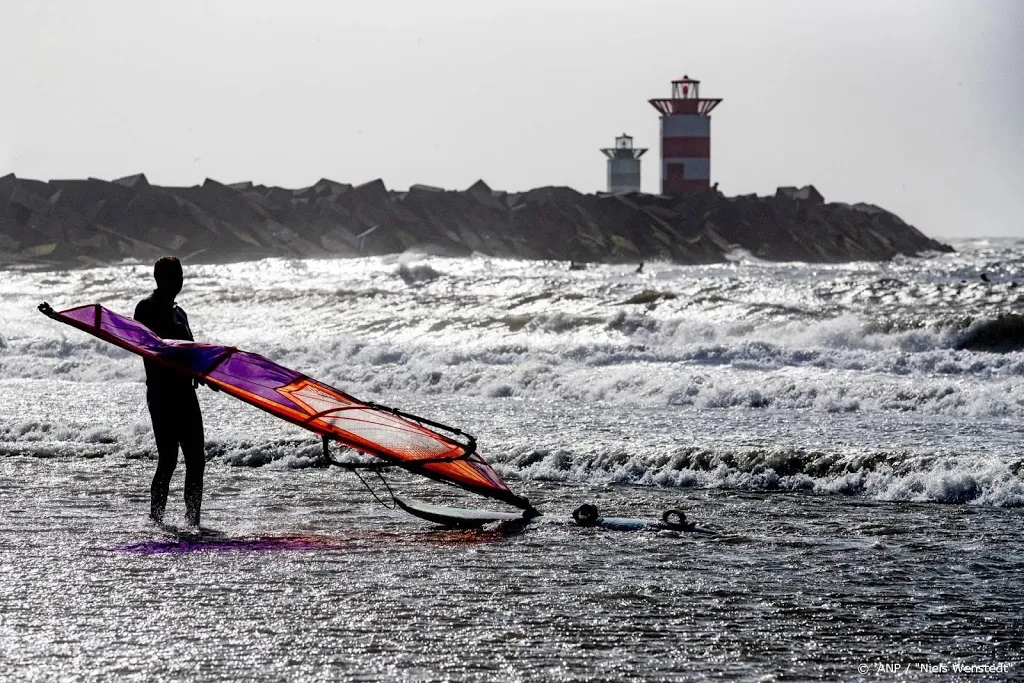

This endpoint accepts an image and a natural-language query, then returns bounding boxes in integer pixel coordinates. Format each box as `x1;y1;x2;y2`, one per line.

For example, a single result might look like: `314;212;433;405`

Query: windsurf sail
39;302;534;512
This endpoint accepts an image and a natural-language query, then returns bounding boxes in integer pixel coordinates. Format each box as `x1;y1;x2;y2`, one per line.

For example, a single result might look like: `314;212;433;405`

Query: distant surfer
635;261;644;274
134;256;209;528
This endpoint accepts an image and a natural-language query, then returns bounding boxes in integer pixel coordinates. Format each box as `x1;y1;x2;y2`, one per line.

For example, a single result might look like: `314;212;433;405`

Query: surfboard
572;504;716;534
593;516;716;534
396;498;716;534
394;496;534;529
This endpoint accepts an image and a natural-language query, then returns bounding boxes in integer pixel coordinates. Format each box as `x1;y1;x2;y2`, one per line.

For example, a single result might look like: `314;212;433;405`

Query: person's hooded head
154;256;183;300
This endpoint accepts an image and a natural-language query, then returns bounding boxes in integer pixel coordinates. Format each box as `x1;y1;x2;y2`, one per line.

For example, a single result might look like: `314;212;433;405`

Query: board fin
394;496;537;529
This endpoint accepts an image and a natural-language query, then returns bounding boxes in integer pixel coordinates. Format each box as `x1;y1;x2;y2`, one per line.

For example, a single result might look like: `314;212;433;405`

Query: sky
1;0;1021;238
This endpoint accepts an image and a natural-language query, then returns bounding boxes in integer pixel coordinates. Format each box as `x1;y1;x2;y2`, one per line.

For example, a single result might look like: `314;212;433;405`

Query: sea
1;238;1022;681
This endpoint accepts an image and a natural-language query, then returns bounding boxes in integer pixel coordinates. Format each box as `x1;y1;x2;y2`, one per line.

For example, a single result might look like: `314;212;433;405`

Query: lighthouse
649;75;722;195
600;134;647;193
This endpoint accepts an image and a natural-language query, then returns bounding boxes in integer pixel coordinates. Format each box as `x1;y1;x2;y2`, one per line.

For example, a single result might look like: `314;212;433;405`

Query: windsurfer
134;256;208;527
42;294;538;526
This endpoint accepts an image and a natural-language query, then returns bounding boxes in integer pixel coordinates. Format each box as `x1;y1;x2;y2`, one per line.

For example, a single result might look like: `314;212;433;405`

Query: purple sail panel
98;307;163;351
207;351;308;414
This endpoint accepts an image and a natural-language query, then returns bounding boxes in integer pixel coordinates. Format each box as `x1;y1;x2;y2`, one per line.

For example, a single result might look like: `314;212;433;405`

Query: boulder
776;185;825;204
114;173;151;190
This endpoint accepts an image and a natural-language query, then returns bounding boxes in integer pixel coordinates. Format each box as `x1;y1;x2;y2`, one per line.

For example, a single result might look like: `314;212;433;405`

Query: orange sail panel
40;303;528;509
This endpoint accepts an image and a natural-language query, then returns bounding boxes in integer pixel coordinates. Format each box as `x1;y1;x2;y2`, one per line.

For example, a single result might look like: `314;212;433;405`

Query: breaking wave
6;310;1024;419
3;427;1020;507
494;445;1024;507
954;313;1024;352
3;243;1023;508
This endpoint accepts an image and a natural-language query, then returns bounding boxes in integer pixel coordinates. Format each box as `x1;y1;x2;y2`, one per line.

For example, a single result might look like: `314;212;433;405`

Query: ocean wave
5;249;1024;514
953;313;1024;352
5;317;1024;418
6;431;1018;507
494;445;1024;508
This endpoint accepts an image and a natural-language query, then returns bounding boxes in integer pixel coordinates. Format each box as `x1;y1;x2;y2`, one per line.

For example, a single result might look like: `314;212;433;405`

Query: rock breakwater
0;173;951;268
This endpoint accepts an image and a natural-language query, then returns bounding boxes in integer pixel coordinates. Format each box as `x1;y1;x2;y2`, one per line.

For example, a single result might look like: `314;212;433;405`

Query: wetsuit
134;291;204;526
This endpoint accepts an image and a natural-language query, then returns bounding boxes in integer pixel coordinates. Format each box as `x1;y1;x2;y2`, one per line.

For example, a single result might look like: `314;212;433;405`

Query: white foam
3;248;1022;507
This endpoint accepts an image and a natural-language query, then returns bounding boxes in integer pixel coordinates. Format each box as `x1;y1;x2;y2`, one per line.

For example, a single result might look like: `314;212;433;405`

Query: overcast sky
2;0;1021;237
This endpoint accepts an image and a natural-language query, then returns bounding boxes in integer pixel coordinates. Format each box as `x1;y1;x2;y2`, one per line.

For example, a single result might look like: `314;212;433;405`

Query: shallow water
2;457;1021;682
1;240;1023;680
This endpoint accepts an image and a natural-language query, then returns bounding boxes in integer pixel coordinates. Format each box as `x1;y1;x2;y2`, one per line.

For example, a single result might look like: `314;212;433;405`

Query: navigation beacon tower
649;75;722;195
600;133;647;193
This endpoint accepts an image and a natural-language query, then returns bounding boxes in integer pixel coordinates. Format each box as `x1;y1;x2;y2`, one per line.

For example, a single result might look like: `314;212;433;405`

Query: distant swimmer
635;261;644;274
568;261;586;271
134;257;214;527
980;273;990;283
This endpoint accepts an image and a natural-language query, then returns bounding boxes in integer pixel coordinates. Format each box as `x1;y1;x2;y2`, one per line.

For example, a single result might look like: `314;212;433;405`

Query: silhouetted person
134;256;206;527
635;261;644;274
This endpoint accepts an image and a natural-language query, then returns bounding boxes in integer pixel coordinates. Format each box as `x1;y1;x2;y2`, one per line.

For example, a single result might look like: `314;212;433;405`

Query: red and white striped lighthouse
649;75;722;195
